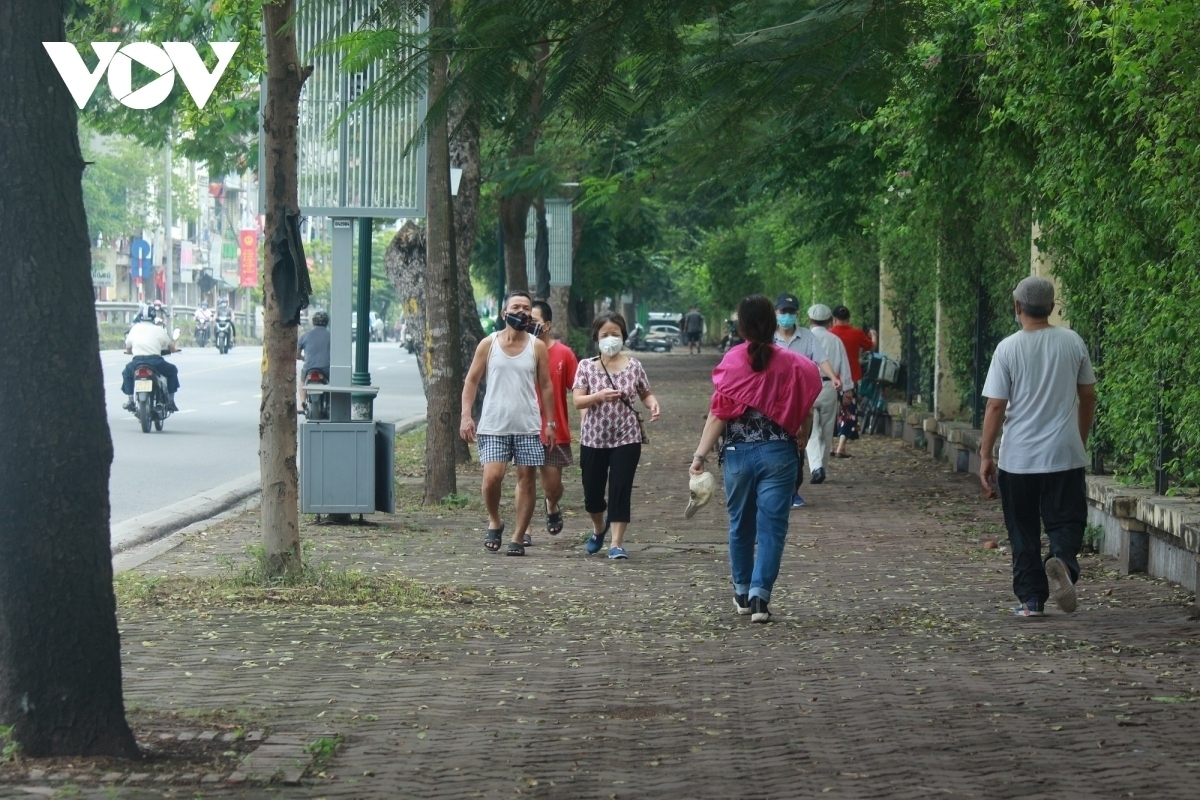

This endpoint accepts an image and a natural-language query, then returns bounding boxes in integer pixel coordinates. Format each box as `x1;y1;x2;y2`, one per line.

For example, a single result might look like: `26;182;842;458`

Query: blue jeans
121;356;179;395
722;439;799;604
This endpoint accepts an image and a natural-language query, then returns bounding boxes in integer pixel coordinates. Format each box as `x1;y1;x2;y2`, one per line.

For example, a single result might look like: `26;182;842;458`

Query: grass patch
115;544;468;610
395;425;427;476
0;724;19;763
305;735;343;768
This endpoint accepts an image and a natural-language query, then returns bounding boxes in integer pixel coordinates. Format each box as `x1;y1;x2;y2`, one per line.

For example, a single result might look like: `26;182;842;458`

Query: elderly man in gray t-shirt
981;276;1097;618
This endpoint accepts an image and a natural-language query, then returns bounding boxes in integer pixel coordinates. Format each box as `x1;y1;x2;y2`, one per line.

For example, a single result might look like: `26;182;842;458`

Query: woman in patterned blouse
690;295;822;622
572;312;661;559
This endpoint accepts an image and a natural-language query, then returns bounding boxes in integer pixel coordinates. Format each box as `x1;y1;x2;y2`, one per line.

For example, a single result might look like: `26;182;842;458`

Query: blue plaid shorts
477;433;545;466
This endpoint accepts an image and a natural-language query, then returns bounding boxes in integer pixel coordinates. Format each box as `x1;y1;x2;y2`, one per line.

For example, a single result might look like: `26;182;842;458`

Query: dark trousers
122;356;179;395
580;443;641;523
998;468;1087;603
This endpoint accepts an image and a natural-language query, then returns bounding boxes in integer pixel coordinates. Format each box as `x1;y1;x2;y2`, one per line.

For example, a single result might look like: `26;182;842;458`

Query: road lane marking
220;401;239;406
177;409;196;414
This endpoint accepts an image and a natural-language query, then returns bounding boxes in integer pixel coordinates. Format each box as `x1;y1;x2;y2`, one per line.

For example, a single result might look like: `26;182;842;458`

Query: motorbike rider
297;310;331;411
121;305;179;412
215;297;236;346
194;301;212;325
152;299;167;327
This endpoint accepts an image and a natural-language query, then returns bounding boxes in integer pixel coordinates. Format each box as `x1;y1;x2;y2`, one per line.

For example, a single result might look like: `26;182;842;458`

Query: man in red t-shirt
829;305;877;458
531;301;579;536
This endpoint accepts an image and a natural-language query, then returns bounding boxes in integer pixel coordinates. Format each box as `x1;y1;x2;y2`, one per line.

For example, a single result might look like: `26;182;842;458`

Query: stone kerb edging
871;406;1200;602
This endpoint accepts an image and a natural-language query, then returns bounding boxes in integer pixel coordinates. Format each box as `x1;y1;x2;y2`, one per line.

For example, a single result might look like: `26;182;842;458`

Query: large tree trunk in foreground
0;0;138;758
422;0;463;504
260;0;310;574
499;193;533;292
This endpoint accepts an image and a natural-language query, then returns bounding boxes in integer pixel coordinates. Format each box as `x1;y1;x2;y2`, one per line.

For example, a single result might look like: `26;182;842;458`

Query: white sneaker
1045;557;1077;613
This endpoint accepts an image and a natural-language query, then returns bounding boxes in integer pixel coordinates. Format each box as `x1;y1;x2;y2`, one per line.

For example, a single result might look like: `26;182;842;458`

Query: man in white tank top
461;291;557;556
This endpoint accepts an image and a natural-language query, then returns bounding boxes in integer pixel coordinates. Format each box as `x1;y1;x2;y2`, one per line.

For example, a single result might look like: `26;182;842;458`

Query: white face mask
598;335;623;356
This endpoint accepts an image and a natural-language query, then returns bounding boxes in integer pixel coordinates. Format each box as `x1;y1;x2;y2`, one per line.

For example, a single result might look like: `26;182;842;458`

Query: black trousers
580;443;641;523
998;468;1087;603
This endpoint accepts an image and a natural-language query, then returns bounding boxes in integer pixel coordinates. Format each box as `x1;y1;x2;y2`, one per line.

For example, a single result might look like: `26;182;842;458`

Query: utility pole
164;126;173;317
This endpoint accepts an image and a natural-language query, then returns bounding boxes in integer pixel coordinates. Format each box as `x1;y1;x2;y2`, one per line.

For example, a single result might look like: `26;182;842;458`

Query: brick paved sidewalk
10;353;1200;800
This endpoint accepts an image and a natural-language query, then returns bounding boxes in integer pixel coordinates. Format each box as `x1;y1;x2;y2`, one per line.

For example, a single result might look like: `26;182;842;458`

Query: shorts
477;433;545;466
686;331;701;343
543;443;574;468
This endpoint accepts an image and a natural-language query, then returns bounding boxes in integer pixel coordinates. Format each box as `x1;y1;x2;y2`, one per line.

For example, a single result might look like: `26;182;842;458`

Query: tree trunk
422;0;463;504
450;95;484;463
0;0;138;758
260;0;311;574
534;196;551;299
498;193;533;292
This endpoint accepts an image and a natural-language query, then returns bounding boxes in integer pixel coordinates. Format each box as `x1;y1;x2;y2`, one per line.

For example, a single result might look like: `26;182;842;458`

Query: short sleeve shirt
982;326;1096;474
540;341;579;444
574;357;651;448
774;327;827;365
831;323;875;383
125;323;172;356
298;327;331;372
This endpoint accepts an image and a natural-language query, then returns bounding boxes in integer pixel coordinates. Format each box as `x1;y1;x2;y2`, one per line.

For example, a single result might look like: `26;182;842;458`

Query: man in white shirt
773;293;841;508
121;308;179;412
807;304;853;484
980;276;1097;618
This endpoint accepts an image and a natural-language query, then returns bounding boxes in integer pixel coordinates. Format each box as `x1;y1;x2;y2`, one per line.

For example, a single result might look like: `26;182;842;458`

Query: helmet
144;304;157;323
200;301;208;309
218;298;228;307
312;311;329;326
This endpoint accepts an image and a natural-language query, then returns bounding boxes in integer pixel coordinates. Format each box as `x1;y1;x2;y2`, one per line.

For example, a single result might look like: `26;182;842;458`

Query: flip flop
505;542;525;556
484;524;505;552
545;500;564;536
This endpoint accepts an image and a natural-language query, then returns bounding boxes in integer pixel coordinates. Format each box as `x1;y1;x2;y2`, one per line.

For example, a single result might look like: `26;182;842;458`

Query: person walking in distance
573;313;661;559
691;295;822;622
461;291;558;556
829;305;877;458
806;304;853;484
681;304;705;354
980;276;1097;617
530;300;578;537
773;293;841;507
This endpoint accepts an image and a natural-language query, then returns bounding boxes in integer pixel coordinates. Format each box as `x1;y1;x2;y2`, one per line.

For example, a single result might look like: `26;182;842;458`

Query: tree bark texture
534;196;551;299
422;0;463;504
0;0;138;757
260;0;311;573
499;193;533;292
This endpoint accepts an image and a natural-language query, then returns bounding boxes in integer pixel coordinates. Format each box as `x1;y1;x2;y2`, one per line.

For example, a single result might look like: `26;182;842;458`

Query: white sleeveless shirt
477;334;541;435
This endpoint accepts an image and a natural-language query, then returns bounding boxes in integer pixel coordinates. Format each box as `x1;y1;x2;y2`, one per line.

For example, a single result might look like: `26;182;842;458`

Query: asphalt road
100;342;427;526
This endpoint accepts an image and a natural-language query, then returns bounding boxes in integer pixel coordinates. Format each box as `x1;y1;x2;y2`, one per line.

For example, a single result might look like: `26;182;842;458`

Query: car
648;324;682;345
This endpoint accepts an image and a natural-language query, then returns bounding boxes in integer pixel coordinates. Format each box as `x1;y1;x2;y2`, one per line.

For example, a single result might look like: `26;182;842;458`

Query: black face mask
527;321;545;338
505;312;530;332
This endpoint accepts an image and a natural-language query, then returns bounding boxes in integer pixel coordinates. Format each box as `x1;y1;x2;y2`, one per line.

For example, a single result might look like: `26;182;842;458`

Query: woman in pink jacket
690;295;822;622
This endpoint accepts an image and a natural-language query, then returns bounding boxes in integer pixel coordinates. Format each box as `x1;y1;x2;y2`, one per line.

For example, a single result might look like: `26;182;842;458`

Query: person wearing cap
807;304;853;484
980;276;1096;618
829;305;877;458
773;293;841;507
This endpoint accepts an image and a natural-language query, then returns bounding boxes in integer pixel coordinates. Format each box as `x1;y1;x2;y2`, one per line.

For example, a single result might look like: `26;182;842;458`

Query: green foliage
305;735;343;767
0;724;19;763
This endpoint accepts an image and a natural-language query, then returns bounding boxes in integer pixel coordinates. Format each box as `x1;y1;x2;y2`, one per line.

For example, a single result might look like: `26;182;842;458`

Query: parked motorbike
625;324;673;353
194;318;210;348
303;367;330;420
129;329;180;433
718;320;744;353
214;314;234;354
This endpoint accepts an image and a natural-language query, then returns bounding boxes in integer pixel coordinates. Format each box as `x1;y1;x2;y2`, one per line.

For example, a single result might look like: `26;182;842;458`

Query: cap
775;293;800;311
808;303;832;322
1013;275;1055;312
685;471;716;520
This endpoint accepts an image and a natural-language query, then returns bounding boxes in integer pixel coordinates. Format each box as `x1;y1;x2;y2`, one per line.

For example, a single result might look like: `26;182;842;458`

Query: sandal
523;532;532;547
545;500;564;536
484;524;505;552
505;542;526;556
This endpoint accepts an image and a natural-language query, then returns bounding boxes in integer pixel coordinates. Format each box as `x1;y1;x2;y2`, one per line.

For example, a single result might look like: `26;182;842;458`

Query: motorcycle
625;324;673;353
129;329;180;434
194;318;210;348
718;320;743;353
401;324;416;354
214;314;234;354
303;367;330;420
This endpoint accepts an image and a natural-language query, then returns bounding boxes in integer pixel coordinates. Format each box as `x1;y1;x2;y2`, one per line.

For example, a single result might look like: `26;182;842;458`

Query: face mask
777;313;797;329
505;311;529;331
527;321;545;338
598;335;623;356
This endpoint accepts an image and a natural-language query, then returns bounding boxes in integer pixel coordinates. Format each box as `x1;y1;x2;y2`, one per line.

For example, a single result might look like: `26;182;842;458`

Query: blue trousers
722;439;799;603
122;356;179;395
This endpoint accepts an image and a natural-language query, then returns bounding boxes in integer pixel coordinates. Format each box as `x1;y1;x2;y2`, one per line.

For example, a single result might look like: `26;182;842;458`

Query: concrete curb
109;413;428;557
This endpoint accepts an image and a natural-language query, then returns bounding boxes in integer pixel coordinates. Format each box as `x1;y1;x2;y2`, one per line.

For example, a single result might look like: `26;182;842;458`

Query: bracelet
692;453;707;462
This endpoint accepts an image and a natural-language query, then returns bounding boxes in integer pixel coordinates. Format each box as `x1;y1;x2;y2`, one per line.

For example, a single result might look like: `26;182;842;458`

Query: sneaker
585;519;609;554
1012;597;1045;618
750;596;771;623
607;546;628;560
810;467;826;485
791;494;806;508
1045;557;1077;613
732;594;751;615
166;400;179;412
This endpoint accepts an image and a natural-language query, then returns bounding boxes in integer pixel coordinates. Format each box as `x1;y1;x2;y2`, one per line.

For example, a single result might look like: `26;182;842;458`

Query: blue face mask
777;313;797;329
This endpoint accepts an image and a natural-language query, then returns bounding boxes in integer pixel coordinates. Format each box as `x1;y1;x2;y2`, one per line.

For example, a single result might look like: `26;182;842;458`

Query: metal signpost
268;1;426;515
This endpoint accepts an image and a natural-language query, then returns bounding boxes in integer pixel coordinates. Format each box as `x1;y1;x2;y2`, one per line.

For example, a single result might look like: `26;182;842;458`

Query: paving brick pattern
18;354;1200;799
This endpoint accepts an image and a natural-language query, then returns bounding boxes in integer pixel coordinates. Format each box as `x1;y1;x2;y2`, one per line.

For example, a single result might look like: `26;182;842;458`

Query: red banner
238;230;258;288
